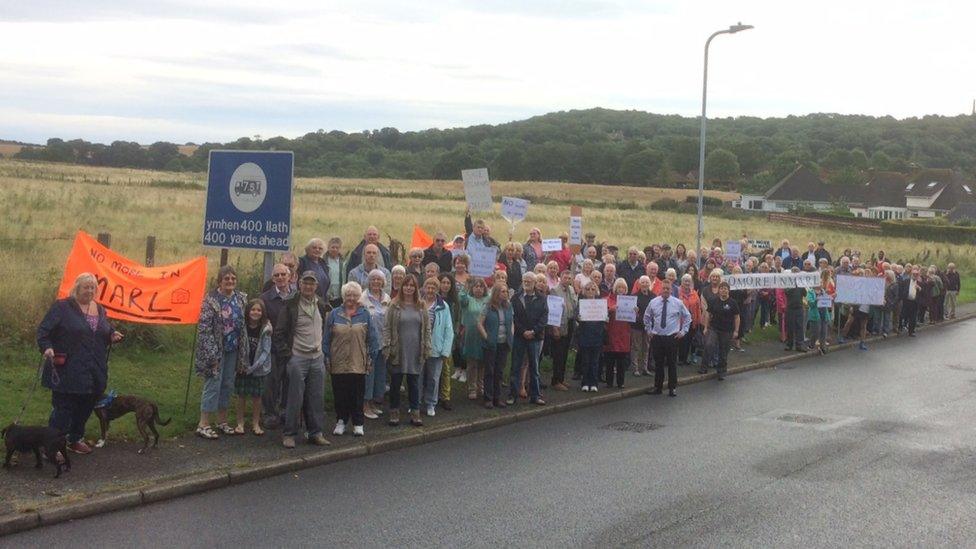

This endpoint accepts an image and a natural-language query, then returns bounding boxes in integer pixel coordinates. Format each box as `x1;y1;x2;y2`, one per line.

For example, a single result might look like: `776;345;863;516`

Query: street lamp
695;22;753;257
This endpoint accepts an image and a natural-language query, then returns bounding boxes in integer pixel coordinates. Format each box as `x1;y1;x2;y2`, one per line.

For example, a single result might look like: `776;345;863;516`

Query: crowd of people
35;211;964;452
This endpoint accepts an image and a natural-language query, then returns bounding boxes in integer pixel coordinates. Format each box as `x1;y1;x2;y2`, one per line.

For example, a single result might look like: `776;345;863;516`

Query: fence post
262;251;274;286
97;232;111;248
145;235;156;267
220;248;229;267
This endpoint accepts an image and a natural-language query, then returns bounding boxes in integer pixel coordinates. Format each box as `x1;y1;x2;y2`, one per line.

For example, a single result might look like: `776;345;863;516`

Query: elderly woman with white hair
297;237;332;300
37;272;124;454
324;282;380;437
360;269;391;420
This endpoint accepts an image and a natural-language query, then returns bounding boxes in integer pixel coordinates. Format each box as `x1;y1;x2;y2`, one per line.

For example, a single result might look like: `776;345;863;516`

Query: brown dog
94;394;171;454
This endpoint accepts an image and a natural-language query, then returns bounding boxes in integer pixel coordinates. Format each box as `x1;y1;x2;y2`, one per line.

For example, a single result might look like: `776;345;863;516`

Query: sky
1;0;975;144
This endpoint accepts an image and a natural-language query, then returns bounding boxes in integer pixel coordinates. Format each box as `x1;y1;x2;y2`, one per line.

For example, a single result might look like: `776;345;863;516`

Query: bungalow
734;166;976;219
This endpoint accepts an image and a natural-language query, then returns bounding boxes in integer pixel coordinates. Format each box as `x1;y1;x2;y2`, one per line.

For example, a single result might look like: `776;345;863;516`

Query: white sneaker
353;425;364;437
332;420;345;436
451;370;461;380
581;385;590;392
591;386;599;393
459;370;468;383
426;405;436;417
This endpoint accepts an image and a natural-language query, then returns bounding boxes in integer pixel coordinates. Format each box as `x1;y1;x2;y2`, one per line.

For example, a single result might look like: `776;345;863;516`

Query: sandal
233;425;245;435
196;426;219;440
216;423;236;435
252;425;265;436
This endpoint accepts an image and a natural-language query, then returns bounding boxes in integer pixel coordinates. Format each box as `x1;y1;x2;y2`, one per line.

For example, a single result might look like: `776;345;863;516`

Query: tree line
13;108;976;192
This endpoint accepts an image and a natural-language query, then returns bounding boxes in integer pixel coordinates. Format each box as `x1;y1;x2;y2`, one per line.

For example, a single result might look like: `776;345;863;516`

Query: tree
705;148;740;181
730;140;765;175
431;144;485;179
491;144;525;180
618;149;665;186
828;166;862;185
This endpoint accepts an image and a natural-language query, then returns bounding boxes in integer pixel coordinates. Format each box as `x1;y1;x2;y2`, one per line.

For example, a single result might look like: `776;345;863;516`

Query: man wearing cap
273;271;332;448
422;231;454;273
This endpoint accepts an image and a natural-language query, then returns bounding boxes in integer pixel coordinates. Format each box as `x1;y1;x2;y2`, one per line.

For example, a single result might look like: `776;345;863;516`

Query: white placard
547;295;564;327
725;241;743;261
748;239;772;251
724;271;821;290
579;298;608;322
816;294;833;308
461;168;492;212
615;295;638;323
542;238;562;252
500;197;529;224
569;216;583;246
835;275;885;305
469;247;497;278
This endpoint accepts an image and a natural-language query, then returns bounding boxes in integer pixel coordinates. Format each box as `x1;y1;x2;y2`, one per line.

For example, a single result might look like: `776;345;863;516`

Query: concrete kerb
3;311;972;537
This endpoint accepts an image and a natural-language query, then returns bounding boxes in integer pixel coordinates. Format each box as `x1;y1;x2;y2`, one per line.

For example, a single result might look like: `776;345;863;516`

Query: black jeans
330;373;365;426
902;300;918;335
483;342;510;403
785;308;804;349
714;330;733;374
678;326;699;363
651;335;679;390
604;351;627;387
49;391;99;444
550;326;573;385
262;354;289;423
389;373;420;411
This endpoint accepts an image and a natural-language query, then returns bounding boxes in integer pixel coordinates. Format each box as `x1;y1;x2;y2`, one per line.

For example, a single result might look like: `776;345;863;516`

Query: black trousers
331;373;365;426
714;330;733;374
483;342;510;403
49;391;98;444
902;300;918;335
262;354;289;423
604;351;627;387
678;326;699;363
651;335;679;390
550;326;573;385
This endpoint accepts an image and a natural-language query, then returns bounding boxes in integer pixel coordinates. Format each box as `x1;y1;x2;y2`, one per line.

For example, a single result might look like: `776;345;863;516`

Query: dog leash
12;357;46;426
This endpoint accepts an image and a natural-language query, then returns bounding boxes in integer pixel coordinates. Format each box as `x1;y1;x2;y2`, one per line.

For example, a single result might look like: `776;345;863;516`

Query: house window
748;200;764;210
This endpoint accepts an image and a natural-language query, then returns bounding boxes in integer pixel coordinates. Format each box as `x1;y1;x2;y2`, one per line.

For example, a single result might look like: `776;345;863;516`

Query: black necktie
660;298;668;331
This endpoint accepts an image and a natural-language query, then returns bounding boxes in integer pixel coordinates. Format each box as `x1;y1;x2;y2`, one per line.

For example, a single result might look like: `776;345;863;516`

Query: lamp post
696;22;753;257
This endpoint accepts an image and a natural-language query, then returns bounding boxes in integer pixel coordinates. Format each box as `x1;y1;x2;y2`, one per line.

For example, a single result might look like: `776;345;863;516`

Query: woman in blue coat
37;272;123;454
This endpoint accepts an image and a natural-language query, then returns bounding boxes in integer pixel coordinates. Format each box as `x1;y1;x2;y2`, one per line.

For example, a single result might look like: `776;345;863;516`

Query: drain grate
603;421;663;433
776;413;830;425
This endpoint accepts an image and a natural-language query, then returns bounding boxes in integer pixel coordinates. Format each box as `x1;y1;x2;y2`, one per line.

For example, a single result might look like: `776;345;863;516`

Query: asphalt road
6;320;976;548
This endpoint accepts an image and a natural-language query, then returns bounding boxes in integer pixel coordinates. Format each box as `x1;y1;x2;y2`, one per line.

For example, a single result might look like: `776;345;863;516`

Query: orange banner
410;225;455;251
57;231;207;324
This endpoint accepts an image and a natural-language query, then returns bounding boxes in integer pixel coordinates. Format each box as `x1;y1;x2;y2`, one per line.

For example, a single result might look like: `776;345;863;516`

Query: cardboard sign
469;247;497;278
723;271;821;290
58;231;207;324
569;207;583;252
547;295;564;327
579;298;608;322
500;197;530;224
748;239;772;251
461;168;492;212
816;294;833;309
725;241;743;261
615;295;638;323
542;238;562;252
835;275;885;305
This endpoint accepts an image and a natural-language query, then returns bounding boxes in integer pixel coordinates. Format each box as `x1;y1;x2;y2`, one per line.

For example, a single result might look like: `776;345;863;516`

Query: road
6;320;976;548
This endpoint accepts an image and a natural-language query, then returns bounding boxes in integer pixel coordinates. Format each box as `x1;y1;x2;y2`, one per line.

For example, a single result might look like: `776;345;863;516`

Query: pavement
1;306;974;541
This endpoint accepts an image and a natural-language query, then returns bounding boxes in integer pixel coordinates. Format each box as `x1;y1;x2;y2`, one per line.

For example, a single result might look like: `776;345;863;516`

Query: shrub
880;220;976;244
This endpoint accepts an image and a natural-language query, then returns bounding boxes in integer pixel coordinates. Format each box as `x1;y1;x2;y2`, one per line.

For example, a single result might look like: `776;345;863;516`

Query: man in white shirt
643;283;691;397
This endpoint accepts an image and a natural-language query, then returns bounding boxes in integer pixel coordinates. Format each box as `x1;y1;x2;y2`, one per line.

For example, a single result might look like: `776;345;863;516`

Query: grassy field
0;158;972;439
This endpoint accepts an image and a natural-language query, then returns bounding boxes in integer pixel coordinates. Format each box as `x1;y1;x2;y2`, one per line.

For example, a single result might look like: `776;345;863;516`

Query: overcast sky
1;0;974;144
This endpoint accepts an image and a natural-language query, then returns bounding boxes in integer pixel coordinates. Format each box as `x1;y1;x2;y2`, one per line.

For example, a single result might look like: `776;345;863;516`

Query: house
734;166;976;219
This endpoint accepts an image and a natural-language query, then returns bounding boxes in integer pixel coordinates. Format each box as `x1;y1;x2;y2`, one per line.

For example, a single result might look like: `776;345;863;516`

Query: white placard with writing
542;238;562;252
569;216;583;246
500;197;529;224
816;294;833;309
835;275;885;305
461;168;492;212
547;295;564;327
725;241;743;261
468;247;497;278
615;295;638;323
723;271;821;291
748;239;772;251
579;298;608;322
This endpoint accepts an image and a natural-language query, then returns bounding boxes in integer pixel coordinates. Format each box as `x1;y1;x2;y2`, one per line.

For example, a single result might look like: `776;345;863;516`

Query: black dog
94;394;171;454
2;424;70;478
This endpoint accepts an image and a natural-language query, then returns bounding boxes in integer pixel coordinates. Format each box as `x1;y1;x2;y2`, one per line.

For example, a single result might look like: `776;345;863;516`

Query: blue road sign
203;150;293;252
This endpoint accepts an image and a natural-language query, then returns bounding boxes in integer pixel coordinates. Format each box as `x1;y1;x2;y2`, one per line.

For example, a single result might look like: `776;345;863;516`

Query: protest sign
615;295;638;323
579;298;608;321
58;231;207;324
500;197;529;224
461;168;492;212
469;247;497;278
723;271;820;291
542;238;562;252
547;295;564;327
569;206;583;253
748;239;772;251
816;293;833;309
725;241;743;261
835;275;885;305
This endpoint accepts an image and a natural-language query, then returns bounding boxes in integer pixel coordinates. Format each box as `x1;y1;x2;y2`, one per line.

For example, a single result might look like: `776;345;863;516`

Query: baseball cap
300;270;318;282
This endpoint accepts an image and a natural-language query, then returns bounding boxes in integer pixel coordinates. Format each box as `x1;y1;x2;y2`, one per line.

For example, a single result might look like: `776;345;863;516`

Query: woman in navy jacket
37;272;123;454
